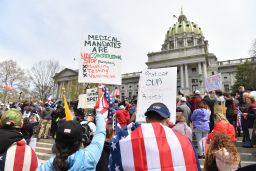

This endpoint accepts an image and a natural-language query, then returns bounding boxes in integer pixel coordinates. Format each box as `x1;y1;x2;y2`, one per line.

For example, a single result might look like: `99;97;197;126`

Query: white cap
180;97;186;102
195;90;200;94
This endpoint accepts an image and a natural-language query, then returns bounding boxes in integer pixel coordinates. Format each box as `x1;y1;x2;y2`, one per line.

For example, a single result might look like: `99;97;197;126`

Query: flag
108;123;201;171
236;108;242;129
94;86;114;120
63;95;73;121
112;88;120;97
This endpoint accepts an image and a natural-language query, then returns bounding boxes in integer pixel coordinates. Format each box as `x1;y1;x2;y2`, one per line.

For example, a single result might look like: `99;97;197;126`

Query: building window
169;41;174;49
129;85;132;89
192;85;198;92
121;93;125;97
224;76;228;79
197;38;202;44
177;69;180;74
187;37;193;46
224;84;229;92
192;68;197;73
122;86;124;89
129;92;132;99
212;72;214;75
192;79;198;83
178;39;184;48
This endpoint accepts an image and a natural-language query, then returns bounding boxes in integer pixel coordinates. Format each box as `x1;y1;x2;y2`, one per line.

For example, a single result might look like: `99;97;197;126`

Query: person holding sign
108;102;200;171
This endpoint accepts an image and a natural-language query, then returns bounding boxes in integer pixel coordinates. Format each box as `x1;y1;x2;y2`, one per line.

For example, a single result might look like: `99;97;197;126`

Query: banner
79;34;122;85
205;73;222;92
78;94;87;109
86;88;98;108
136;67;177;124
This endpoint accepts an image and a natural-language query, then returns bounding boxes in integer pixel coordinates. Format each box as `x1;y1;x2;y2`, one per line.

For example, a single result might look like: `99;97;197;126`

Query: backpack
80;121;93;147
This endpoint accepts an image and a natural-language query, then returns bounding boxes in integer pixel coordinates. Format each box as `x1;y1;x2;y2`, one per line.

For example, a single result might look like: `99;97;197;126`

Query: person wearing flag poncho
108;102;201;171
37;90;106;171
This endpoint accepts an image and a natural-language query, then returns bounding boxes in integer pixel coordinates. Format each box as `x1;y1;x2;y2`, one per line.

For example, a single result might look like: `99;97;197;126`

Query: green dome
165;13;203;40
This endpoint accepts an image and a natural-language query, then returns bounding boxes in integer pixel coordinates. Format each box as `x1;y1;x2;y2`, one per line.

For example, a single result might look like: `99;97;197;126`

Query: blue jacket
191;108;210;132
37;114;106;171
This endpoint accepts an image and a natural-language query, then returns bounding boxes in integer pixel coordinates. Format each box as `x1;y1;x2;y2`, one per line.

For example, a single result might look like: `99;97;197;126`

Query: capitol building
53;10;255;100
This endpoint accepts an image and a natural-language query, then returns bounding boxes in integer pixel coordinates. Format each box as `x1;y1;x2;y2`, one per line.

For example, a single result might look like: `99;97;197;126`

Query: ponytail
53;141;81;171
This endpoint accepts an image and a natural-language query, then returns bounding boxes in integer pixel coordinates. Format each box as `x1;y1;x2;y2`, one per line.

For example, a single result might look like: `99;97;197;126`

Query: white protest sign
78;34;122;85
78;94;87;109
205;73;223;92
136;67;177;124
86;88;98;108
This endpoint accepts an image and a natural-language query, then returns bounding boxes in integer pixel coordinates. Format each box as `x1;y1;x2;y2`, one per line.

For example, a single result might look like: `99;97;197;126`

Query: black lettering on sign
145;78;162;86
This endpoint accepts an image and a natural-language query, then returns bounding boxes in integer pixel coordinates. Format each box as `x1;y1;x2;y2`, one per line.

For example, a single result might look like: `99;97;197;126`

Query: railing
218;57;256;66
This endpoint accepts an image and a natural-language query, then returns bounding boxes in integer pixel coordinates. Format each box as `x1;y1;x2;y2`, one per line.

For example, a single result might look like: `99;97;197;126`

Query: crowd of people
0;85;256;171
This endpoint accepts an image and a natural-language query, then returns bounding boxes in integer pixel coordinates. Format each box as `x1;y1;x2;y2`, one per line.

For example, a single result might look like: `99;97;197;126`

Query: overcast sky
0;0;255;74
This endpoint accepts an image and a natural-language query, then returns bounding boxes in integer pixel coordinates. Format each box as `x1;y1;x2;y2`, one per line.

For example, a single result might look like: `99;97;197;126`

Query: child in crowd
172;108;192;141
204;133;240;171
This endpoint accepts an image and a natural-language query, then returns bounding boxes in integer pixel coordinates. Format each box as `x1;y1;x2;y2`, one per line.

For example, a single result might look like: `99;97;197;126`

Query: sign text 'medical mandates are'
84;35;121;52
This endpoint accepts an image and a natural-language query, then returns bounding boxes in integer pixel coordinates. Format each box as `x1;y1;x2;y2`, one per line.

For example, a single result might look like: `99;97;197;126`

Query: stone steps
35;139;55;164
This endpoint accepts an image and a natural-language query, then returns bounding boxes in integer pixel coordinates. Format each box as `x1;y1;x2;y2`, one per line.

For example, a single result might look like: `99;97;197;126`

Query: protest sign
205;73;222;92
78;34;122;85
86;88;98;108
136;67;177;124
78;94;87;109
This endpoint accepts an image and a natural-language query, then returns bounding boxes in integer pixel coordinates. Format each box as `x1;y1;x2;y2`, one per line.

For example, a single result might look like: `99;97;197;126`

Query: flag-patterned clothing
0;139;38;171
108;123;201;171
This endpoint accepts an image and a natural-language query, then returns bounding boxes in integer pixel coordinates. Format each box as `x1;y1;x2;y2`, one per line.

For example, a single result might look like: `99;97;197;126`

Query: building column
198;62;202;75
185;64;189;88
230;72;234;86
203;62;207;81
180;65;184;89
173;36;176;49
184;38;187;47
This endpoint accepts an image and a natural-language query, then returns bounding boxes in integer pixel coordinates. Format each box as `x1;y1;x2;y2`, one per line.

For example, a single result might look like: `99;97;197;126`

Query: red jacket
115;109;130;127
208;121;236;142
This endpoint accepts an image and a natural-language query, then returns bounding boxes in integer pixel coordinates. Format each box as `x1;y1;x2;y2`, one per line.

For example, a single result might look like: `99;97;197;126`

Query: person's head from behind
1;108;23;130
215;90;223;97
214;113;228;123
180;97;186;104
238;86;245;92
144;103;170;126
205;133;240;169
54;120;82;171
196;100;207;109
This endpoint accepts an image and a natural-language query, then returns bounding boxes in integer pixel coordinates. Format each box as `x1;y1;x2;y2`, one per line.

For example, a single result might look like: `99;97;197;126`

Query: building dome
161;9;205;51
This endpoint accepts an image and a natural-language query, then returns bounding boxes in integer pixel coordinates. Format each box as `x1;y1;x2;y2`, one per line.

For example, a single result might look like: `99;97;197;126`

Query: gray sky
0;0;255;74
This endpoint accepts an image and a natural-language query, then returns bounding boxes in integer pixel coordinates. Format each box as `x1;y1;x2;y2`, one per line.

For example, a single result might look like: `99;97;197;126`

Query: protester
38;106;53;139
191;100;210;158
191;90;202;112
172;108;192;141
204;133;240;171
178;97;191;124
203;91;216;131
208;112;236;143
37;110;106;171
0;108;38;171
114;105;130;127
108;102;201;170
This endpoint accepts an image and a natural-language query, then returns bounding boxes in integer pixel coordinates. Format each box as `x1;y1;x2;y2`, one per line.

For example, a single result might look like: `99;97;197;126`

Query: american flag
108;123;201;171
236;108;242;129
94;86;114;121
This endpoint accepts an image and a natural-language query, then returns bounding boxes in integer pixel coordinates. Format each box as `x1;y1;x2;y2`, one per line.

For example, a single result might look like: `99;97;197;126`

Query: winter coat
191;108;210;132
213;148;239;171
172;122;192;141
96;142;111;171
208;121;236;142
0;129;38;171
115;109;130;127
37;114;106;171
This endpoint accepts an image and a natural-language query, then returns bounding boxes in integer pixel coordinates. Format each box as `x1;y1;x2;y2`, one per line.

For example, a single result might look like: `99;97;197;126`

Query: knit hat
1;108;22;128
145;103;170;119
55;120;83;144
119;105;125;110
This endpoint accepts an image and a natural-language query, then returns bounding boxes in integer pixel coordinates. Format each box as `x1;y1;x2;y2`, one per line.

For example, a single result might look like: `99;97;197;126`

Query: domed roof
165;9;203;40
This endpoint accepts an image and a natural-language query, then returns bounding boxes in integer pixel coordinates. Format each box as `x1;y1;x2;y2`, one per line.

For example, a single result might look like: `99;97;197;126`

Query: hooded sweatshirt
213;148;239;171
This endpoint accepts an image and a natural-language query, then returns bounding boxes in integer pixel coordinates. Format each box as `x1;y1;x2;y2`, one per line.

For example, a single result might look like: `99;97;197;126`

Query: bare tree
0;60;29;103
250;38;256;57
29;60;60;102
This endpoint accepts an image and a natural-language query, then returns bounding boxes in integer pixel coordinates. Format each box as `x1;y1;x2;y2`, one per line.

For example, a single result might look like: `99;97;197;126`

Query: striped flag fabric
0;139;38;171
94;86;114;120
112;88;120;97
108;123;201;171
